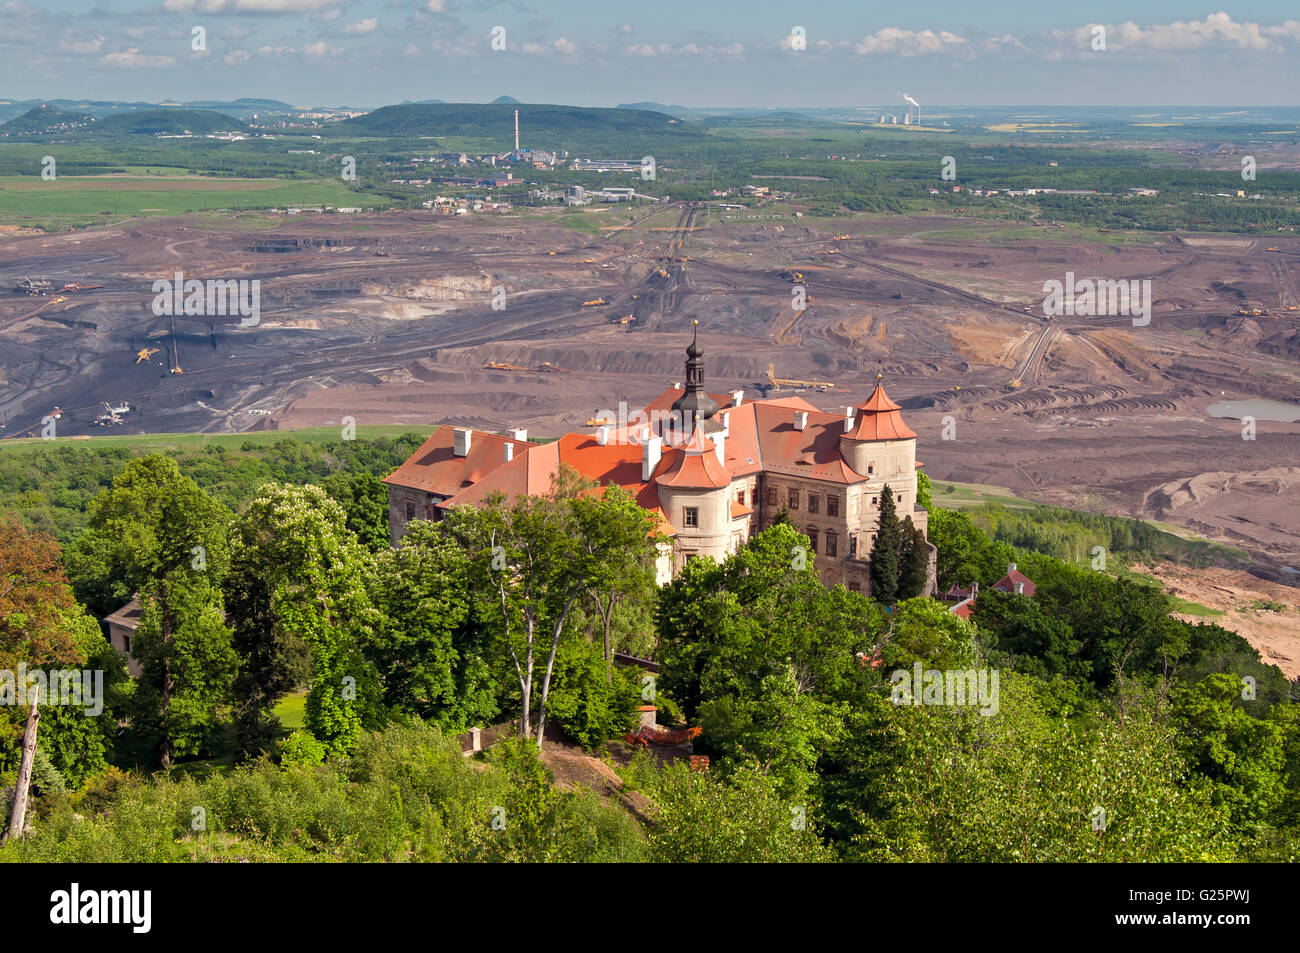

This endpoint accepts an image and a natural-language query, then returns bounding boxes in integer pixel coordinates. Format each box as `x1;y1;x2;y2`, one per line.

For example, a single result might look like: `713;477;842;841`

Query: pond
1207;398;1300;423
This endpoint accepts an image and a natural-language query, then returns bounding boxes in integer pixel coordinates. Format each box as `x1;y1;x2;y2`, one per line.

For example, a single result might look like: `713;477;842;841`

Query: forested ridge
0;435;1296;862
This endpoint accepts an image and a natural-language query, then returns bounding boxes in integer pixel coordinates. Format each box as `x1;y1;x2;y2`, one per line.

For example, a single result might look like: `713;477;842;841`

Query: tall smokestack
514;109;519;152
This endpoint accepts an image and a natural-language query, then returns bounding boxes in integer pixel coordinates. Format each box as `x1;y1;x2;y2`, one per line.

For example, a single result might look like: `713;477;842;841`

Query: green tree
571;485;660;673
443;468;644;748
915;469;933;510
646;761;835;862
657;523;881;794
1169;673;1288;836
227;483;380;757
364;521;498;730
897;517;930;599
869;485;901;605
78;456;235;767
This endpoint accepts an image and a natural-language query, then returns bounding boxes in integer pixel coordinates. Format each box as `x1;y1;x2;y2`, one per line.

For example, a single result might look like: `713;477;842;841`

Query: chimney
510;427;528;442
731;389;744;406
1008;562;1017;574
1013;581;1024;595
711;432;726;465
596;425;612;446
844;406;857;433
642;436;662;481
794;410;808;431
453;427;472;457
972;581;979;596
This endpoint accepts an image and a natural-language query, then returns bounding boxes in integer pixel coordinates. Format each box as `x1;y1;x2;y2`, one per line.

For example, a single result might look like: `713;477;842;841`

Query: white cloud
303;40;341;56
343;17;377;34
615;23;632;34
317;8;342;22
1059;13;1300;53
163;0;341;13
103;48;177;67
624;43;671;57
60;35;106;54
256;44;296;55
854;27;967;56
426;0;445;12
223;49;250;64
521;36;579;58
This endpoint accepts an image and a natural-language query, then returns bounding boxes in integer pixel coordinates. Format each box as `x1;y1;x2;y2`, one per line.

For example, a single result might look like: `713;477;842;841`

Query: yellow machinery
582;298;607;307
766;362;833;390
136;347;160;364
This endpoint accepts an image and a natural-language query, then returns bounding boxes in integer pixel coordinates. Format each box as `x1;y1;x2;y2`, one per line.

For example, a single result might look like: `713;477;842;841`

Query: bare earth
1139;560;1300;677
2;208;1299;582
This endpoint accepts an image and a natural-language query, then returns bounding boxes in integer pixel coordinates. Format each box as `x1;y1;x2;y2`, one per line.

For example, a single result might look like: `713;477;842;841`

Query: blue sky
1;2;1298;107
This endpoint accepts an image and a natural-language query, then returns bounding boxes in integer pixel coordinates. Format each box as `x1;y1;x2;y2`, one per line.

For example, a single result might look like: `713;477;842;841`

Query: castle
384;327;935;596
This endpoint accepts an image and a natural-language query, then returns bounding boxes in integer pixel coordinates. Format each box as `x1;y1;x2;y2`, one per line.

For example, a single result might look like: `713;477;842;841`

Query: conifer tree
869;485;901;605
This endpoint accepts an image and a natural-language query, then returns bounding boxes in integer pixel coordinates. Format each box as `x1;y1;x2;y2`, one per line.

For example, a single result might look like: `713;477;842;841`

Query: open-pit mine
3;205;1299;569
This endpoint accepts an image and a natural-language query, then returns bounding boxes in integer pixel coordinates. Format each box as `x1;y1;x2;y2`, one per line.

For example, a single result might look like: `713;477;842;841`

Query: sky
1;2;1298;108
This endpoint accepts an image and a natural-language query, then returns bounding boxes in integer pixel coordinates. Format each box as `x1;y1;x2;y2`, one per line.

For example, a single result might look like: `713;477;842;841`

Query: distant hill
491;96;521;105
332;103;703;145
88;109;247;137
0;104;92;137
616;101;690;117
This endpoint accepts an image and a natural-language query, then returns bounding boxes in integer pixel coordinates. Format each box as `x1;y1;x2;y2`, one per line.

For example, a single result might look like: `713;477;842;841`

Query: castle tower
839;374;918;506
669;321;719;439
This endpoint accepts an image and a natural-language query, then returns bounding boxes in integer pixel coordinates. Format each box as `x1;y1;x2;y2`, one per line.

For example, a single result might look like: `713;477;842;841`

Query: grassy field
930;479;1040;510
0;424;432;455
0;174;378;229
273;690;309;731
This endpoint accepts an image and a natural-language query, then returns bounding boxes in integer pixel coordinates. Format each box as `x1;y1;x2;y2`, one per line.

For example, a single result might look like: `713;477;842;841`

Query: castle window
406;503;416;520
868;463;875;475
827;495;839;517
736;489;746;505
788;489;800;509
807;494;819;514
825;531;838;557
807;529;818;553
871;496;878;506
767;487;777;506
124;635;132;654
849;534;858;558
683;507;699;528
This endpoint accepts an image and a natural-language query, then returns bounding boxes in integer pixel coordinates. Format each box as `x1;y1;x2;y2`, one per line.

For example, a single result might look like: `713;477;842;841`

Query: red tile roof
438;428;674;534
991;569;1037;597
655;426;731;489
843;382;917;441
383;426;537;496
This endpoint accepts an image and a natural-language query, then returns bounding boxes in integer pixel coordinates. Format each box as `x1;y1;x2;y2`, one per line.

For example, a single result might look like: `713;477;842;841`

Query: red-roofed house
991;563;1037;597
384;327;936;595
382;425;537;544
